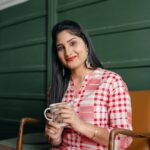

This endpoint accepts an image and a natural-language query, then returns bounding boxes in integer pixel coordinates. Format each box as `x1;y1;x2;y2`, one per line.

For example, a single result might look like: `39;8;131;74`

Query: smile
66;56;77;62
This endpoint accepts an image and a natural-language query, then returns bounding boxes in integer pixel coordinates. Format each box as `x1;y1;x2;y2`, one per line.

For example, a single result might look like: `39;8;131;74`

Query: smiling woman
56;30;88;70
45;20;132;150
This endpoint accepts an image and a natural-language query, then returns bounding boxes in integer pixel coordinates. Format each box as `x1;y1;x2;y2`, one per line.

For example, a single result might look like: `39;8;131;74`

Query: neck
71;66;91;82
71;66;95;91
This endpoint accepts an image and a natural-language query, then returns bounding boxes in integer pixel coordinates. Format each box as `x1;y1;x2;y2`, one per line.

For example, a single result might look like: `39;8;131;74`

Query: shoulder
95;68;128;91
94;67;123;81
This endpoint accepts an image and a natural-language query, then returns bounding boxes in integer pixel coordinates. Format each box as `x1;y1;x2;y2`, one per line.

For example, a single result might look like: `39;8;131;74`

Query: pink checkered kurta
52;68;132;150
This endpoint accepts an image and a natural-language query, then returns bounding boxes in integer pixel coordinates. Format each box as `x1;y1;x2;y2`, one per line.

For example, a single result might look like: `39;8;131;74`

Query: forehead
56;30;79;43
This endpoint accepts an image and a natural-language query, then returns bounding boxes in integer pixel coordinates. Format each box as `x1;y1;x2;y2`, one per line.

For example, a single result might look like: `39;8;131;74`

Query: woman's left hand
57;103;84;131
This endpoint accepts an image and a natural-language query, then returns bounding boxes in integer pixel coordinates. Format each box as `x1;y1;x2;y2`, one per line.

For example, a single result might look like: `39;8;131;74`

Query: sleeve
108;76;132;149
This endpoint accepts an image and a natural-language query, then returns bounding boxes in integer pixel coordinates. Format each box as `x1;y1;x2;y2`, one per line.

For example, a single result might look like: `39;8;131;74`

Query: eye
57;46;64;51
70;41;77;46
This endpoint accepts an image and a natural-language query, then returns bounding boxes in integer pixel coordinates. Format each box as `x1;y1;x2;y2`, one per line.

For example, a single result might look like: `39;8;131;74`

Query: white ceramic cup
44;102;70;127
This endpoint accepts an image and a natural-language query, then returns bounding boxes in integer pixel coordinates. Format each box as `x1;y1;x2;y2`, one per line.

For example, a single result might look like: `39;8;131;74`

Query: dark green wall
0;0;49;139
0;0;150;139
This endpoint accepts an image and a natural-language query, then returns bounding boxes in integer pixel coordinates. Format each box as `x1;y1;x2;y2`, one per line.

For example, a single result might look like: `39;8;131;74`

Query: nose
64;46;72;56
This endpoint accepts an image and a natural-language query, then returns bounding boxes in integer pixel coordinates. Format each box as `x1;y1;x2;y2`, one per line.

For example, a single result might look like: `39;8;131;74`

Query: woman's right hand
45;121;64;145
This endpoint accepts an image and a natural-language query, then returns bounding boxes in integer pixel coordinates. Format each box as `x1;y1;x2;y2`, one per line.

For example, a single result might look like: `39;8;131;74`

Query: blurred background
0;0;150;140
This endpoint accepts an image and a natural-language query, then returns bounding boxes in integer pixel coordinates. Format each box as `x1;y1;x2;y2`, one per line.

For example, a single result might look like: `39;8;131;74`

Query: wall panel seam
0;11;47;28
0;118;19;124
0;37;46;51
88;20;150;36
103;58;150;69
0;93;45;100
57;0;106;13
0;65;46;73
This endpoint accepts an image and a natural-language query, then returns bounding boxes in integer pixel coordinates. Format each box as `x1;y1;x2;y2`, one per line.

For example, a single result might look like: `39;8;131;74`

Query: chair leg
16;118;40;150
108;129;115;150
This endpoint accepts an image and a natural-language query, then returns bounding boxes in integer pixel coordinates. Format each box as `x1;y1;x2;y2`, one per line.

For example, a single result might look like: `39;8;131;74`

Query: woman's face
56;30;88;71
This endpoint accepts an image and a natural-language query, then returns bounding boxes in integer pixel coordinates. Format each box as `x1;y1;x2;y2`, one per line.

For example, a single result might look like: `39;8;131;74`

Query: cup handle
44;107;52;121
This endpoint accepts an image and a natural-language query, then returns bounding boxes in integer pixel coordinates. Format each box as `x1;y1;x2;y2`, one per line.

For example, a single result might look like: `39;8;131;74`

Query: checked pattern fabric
52;68;132;150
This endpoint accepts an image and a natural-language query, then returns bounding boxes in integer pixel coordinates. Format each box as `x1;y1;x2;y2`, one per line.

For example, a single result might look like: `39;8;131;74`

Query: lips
66;56;77;61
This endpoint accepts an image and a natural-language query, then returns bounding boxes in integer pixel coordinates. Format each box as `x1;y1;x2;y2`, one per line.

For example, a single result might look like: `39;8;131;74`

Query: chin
65;64;78;69
65;62;84;70
68;66;84;71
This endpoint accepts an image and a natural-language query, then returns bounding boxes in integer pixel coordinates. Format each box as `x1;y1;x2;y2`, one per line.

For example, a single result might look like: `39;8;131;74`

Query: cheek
57;52;65;62
78;48;88;59
76;44;87;54
57;52;61;58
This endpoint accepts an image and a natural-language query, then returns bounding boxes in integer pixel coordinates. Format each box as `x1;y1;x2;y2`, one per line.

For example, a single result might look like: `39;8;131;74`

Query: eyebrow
56;37;76;47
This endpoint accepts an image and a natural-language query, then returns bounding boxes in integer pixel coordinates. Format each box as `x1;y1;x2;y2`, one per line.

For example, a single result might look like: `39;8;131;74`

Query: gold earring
86;57;91;68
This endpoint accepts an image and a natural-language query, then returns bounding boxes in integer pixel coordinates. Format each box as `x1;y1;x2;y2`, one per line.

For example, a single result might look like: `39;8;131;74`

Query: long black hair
49;20;103;104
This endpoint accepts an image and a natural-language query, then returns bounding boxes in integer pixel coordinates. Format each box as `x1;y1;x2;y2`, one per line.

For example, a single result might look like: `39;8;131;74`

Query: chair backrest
126;90;150;150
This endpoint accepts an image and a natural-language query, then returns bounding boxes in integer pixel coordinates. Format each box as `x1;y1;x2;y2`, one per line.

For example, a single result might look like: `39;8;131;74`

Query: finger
47;121;61;129
45;129;55;136
46;112;53;118
60;113;71;119
45;125;60;135
61;119;71;126
45;124;56;131
59;106;74;114
57;104;71;109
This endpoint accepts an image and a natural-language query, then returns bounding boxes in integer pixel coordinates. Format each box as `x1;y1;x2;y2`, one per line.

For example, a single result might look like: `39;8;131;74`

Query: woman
45;20;132;149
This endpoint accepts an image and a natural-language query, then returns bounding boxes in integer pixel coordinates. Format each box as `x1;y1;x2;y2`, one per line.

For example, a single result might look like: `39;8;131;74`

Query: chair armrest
108;128;150;150
16;117;40;150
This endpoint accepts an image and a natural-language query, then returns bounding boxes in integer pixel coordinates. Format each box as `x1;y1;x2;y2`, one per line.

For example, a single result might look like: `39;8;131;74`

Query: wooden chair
108;90;150;150
16;118;41;150
16;90;150;150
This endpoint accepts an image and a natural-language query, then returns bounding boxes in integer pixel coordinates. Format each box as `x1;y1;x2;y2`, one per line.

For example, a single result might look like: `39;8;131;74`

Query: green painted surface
0;0;47;139
0;18;46;46
0;72;46;94
0;0;46;24
58;0;150;30
0;99;45;119
0;44;46;68
92;29;150;68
